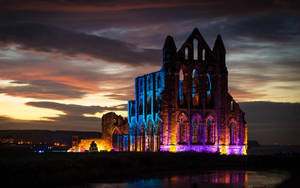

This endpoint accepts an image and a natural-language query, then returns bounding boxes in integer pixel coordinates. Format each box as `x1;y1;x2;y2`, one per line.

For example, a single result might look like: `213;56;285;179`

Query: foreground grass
0;152;299;187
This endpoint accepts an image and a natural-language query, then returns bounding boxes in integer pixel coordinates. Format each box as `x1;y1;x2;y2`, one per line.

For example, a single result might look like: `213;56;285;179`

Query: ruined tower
127;28;247;155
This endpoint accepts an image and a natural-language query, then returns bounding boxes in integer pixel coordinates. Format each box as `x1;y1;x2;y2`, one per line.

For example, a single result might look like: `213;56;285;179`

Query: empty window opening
139;80;143;93
179;81;183;102
202;49;206;61
139;103;143;115
131;104;135;116
179;69;184;81
185;47;189;60
178;113;189;143
206;73;212;96
192;69;198;79
157;76;161;88
207;118;214;143
193;39;198;60
200;123;204;144
147;98;151;114
192;118;199;143
207;118;211;143
179;69;184;102
230;101;234;111
192;69;199;106
230;123;235;144
148;78;151;90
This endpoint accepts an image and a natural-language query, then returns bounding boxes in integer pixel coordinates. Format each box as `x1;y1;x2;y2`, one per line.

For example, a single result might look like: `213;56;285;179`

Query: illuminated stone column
244;123;247;145
151;128;154;152
213;119;217;144
162;118;168;146
169;111;177;146
136;135;140;151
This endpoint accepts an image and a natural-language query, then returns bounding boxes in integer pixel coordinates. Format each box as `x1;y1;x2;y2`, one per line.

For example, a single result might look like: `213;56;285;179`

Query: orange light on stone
68;138;112;152
219;145;227;155
243;145;247;155
169;145;176;152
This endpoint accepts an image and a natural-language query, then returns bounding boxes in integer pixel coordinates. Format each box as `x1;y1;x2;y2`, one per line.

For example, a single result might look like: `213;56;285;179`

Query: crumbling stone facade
69;112;129;152
127;28;247;154
102;112;129;151
69;28;247;154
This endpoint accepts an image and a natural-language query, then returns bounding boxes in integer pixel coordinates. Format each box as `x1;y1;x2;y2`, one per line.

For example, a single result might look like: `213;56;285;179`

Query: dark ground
0;151;299;187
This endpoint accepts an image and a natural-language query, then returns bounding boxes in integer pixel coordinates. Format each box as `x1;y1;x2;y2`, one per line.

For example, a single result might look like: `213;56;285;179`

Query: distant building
0;135;14;144
70;28;247;155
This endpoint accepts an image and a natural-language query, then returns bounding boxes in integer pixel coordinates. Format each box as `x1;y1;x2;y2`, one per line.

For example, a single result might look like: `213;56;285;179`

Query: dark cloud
0;23;161;66
0;80;86;99
1;0;299;15
0;115;101;132
241;101;300;124
240;102;300;145
1;1;299;42
221;13;300;43
0;53;141;99
26;101;127;116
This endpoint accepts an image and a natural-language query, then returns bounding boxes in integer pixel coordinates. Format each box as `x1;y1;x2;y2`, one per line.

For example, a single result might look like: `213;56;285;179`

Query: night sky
0;0;299;145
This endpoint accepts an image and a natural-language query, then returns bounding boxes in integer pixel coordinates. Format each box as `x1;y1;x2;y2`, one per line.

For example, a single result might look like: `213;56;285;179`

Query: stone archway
129;124;137;152
205;115;216;144
191;113;203;144
146;120;155;152
177;112;189;144
228;118;238;145
155;120;162;152
139;124;145;152
112;128;122;151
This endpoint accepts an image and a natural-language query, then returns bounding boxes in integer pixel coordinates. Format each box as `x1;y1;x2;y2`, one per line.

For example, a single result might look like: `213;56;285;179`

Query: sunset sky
0;0;299;144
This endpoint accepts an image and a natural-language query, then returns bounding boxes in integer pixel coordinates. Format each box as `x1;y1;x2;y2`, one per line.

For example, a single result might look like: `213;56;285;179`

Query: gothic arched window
193;39;198;60
179;69;184;104
207;118;211;143
192;117;199;143
140;125;145;152
157;75;161;88
139;80;143;94
192;69;198;97
185;47;189;60
147;97;151;114
155;96;160;113
131;104;135;116
138;102;143;115
230;101;234;111
179;69;184;81
206;73;212;105
147;77;151;90
180;119;185;143
192;69;199;106
199;120;205;144
206;73;212;96
206;117;215;144
112;129;121;150
178;113;188;144
202;49;206;61
230;123;235;144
